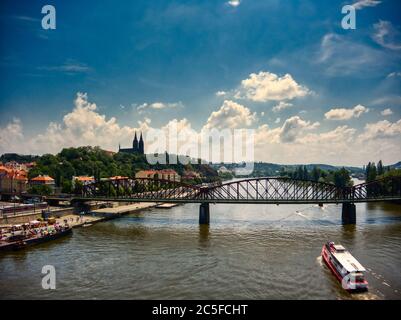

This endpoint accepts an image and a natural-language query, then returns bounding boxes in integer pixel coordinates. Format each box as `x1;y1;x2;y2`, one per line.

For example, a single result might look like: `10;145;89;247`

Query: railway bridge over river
49;176;401;225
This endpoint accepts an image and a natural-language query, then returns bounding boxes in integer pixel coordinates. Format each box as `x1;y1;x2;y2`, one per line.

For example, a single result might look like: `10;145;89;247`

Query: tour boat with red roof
321;241;368;292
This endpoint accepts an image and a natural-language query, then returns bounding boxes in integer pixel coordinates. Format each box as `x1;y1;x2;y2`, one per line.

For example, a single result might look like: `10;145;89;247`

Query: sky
0;0;401;166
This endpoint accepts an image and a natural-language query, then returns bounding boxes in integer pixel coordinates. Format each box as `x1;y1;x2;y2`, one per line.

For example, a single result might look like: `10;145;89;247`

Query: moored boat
0;224;72;252
321;241;368;292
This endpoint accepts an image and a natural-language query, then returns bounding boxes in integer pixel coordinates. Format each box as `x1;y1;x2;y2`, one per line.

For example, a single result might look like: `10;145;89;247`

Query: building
72;176;95;186
182;170;201;180
118;131;145;155
29;175;56;192
108;176;129;180
135;169;181;182
135;170;158;179
0;166;28;193
159;169;180;182
217;166;231;174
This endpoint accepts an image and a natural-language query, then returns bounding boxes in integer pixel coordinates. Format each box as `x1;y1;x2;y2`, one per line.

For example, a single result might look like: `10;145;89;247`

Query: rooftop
31;175;55;182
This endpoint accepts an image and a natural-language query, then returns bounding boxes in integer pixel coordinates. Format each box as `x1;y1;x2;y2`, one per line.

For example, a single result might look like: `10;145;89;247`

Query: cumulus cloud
272;101;293;113
381;108;393;116
2;92;401;166
359;119;401;140
0;118;24;154
372;21;401;50
352;0;381;10
0;93;148;155
234;71;310;102
252;119;401;165
227;0;241;7
278;116;320;143
325;105;369;120
203;100;257;130
137;101;183;114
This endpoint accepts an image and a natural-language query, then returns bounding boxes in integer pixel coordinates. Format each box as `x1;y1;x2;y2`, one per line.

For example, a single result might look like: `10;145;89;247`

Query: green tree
62;180;73;193
333;167;352;188
28;185;52;196
311;166;321;182
377;160;384;176
73;180;84;195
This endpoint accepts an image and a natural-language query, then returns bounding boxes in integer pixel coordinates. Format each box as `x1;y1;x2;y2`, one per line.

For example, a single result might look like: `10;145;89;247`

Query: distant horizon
1;147;399;169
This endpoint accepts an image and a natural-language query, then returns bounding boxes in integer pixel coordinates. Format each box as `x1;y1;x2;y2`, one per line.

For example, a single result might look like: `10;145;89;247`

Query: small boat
0;225;72;252
321;241;368;292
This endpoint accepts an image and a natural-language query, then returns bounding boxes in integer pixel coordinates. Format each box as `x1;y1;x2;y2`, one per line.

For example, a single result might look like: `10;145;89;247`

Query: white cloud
137;101;183;114
387;72;401;78
2;92;401;166
381;108;393;116
352;0;381;10
372;21;401;50
0;93;148;155
252;119;401;165
272;101;293;113
359;119;401;140
317;33;387;76
325;105;369;120
234;71;310;102
278;116;320;143
215;91;227;97
203;100;257;130
274;118;281;124
38;59;91;74
0;118;24;154
227;0;241;7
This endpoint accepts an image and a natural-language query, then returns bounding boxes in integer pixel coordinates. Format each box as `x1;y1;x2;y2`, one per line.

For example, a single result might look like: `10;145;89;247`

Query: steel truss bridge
66;176;401;225
78;176;401;204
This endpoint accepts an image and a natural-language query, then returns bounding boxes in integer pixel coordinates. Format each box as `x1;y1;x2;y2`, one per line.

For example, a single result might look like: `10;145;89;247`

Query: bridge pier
199;203;210;225
342;203;356;225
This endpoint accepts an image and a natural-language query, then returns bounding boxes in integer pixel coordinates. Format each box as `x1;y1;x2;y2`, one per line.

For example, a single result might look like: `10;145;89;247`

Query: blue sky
0;0;401;166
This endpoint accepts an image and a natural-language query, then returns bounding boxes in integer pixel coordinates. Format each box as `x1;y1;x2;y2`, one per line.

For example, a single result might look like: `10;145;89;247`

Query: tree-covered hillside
20;146;218;189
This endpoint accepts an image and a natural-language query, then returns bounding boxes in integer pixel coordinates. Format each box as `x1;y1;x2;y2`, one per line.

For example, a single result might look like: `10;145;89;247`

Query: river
1;198;401;300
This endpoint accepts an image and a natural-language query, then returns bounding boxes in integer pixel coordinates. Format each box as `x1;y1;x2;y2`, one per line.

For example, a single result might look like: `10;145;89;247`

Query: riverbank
55;202;160;228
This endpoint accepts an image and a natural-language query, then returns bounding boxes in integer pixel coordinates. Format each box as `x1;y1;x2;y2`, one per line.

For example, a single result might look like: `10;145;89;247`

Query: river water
1;197;401;300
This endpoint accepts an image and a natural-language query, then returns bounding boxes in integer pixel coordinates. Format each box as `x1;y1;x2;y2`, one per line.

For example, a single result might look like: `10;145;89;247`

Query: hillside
1;147;219;187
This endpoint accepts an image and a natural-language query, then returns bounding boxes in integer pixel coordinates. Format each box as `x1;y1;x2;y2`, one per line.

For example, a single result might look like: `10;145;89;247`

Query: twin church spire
118;131;144;155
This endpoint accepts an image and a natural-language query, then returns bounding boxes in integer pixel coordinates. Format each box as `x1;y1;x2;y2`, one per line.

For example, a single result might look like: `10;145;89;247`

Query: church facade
118;132;144;155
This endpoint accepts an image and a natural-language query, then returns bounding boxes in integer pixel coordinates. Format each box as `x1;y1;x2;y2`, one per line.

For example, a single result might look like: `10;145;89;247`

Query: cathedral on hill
118;132;144;155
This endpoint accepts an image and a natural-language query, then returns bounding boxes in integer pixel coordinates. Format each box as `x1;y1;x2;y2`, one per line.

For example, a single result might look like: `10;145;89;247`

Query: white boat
321;241;368;292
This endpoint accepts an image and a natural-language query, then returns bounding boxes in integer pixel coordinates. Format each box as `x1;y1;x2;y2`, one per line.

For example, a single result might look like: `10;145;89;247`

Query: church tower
139;132;144;155
133;132;139;152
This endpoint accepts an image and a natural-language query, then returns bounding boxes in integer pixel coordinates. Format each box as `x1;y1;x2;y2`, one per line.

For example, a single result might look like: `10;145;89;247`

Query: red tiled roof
31;175;55;182
137;170;158;174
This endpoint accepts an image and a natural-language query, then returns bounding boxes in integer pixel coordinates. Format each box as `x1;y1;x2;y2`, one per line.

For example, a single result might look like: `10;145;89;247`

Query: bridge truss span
204;177;345;204
82;177;202;202
79;176;401;204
